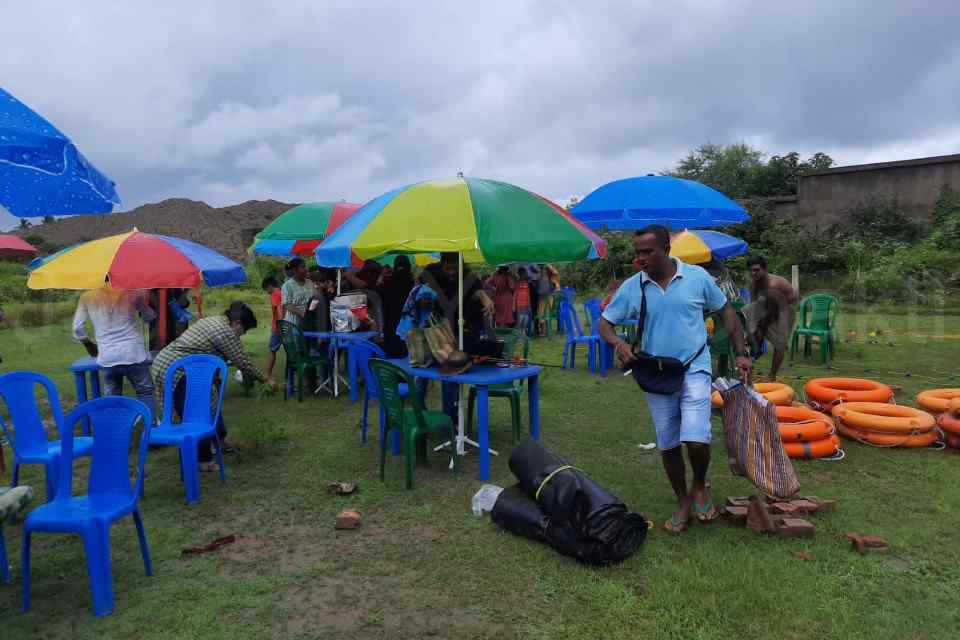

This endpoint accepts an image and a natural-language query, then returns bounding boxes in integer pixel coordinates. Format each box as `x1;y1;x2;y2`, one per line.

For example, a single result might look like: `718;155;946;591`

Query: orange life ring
937;411;960;436
836;423;939;448
916;389;960;414
712;382;795;408
805;377;893;406
944;432;960;449
776;406;834;442
832;402;935;434
783;435;841;459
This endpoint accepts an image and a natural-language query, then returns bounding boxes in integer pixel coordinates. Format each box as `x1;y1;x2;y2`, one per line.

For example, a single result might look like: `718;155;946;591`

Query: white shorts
644;372;713;450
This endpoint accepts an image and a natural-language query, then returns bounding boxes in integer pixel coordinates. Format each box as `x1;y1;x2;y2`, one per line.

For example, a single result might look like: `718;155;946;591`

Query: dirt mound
16;198;295;261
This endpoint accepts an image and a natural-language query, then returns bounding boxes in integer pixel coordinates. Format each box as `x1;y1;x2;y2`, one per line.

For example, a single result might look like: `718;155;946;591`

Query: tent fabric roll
492;439;648;566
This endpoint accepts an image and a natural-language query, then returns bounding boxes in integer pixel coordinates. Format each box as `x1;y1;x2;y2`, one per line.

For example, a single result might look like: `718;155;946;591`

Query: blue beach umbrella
572;175;749;231
0;87;120;217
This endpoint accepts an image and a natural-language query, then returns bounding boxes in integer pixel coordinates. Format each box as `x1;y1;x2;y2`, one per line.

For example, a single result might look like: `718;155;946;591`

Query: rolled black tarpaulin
494;439;648;566
490;485;547;542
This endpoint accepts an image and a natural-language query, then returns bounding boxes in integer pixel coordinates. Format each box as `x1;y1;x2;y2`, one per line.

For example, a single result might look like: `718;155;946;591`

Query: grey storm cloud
2;0;959;229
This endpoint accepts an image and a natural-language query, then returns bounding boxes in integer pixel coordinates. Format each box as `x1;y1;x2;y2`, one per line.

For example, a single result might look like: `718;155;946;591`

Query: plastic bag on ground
471;484;504;515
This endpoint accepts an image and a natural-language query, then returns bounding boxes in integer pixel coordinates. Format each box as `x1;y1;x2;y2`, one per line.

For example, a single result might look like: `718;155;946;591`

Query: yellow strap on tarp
534;465;581;501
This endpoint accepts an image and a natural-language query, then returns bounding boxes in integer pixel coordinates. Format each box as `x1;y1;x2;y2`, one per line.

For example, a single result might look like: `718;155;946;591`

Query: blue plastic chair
22;396;153;617
0;371;95;501
584;298;624;375
149;355;228;504
560;301;600;374
350;340;409;448
557;287;576;333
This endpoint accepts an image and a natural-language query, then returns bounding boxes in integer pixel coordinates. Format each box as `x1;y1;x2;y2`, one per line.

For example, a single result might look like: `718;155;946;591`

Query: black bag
628;280;705;395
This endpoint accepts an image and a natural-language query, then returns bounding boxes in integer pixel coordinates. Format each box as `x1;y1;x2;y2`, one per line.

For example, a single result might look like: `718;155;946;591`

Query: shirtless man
743;255;798;381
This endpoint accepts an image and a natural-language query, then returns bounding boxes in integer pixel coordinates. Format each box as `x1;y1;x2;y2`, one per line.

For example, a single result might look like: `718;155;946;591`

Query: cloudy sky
2;1;960;229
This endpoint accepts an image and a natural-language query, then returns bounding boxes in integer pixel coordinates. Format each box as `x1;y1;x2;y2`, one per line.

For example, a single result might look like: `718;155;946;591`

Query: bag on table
406;327;434;368
715;378;800;499
424;317;457;364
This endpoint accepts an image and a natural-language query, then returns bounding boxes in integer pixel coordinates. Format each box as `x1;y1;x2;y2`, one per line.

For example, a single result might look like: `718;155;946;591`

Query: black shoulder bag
627;280;706;395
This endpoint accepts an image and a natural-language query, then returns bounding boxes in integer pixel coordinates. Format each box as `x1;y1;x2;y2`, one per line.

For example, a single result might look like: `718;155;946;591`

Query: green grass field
1;306;959;639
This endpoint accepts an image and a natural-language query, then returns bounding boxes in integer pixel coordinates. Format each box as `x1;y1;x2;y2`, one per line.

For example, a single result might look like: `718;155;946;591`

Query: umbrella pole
158;289;168;348
334;269;342;396
457;253;465;456
195;287;204;318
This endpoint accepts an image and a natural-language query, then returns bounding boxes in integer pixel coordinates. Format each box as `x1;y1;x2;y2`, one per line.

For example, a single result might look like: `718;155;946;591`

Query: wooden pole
791;265;800;297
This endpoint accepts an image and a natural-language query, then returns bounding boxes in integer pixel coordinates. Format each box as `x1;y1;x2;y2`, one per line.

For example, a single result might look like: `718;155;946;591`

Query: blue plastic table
387;358;542;481
70;356;102;435
303;331;379;399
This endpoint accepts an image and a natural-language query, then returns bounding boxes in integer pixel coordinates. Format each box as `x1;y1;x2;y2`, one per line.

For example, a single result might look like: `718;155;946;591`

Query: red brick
722;506;748;525
778;518;816;538
335;509;362;530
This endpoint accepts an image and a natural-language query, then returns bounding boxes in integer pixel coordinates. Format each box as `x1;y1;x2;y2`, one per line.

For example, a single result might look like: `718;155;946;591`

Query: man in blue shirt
600;225;751;533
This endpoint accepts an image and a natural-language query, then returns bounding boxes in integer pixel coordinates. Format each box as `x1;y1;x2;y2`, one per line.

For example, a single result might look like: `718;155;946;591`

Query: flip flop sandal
663;515;691;534
693;498;719;523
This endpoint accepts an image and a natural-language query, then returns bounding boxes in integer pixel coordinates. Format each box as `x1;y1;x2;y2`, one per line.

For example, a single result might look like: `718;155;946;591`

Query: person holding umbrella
599;225;751;533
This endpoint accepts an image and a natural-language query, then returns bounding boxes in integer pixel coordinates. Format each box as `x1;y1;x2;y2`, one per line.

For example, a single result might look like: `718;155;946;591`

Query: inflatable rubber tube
712;382;795;408
783;435;841;459
937;411;960;436
836;423;939;448
776;406;834;442
805;377;893;406
832;402;935;434
916;389;960;414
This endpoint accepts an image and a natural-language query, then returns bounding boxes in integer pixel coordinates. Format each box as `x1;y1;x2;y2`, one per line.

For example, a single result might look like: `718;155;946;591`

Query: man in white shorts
600;226;751;533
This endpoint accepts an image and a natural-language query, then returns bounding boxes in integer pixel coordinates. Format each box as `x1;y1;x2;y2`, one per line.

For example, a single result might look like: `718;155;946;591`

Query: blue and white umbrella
0;87;120;217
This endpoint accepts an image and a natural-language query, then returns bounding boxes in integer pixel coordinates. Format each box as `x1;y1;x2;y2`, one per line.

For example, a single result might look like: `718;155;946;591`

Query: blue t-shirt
602;259;726;375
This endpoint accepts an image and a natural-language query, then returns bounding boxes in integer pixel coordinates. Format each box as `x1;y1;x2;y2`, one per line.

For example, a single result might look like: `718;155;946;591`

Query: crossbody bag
627;279;706;395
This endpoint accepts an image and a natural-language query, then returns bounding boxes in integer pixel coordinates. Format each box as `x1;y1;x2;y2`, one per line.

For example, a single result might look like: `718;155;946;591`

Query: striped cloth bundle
715;378;800;499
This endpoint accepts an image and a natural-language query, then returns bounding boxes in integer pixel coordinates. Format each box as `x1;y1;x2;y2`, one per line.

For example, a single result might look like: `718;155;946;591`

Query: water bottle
471;484;504;516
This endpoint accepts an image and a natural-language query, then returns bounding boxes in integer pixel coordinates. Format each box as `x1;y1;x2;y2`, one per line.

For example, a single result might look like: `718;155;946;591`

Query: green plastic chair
539;294;560;338
466;329;531;442
790;294;839;364
708;303;747;378
369;359;458;490
278;320;329;402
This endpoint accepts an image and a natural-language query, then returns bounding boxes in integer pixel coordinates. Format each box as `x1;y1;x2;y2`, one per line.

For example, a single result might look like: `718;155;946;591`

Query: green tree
42;215;56;224
18;218;31;230
672;143;833;199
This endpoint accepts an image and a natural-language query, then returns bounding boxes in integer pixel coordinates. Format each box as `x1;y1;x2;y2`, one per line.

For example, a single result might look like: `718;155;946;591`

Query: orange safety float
831;402;935;434
712;382;795;408
783;435;841;460
805;377;893;407
937;411;960;436
836;422;939;448
776;406;834;443
916;389;960;414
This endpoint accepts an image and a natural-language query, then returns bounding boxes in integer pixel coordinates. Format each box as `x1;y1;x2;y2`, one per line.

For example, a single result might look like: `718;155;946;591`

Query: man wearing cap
151;301;277;471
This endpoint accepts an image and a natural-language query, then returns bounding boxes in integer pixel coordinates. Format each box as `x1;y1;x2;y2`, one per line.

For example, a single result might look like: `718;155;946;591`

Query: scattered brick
722;506;748;525
847;532;891;554
725;496;752;508
779;518;816;538
747;496;777;534
770;502;802;516
335;509;362;530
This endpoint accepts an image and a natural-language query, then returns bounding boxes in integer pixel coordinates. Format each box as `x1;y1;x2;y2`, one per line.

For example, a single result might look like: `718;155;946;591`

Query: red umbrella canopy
0;234;39;260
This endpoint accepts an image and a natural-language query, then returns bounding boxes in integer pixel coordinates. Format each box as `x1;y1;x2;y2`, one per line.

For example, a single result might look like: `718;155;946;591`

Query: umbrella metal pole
435;251;494;467
334;269;342;396
158;288;168;348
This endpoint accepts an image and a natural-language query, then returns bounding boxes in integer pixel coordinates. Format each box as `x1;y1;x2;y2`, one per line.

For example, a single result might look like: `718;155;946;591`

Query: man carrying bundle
599;225;751;534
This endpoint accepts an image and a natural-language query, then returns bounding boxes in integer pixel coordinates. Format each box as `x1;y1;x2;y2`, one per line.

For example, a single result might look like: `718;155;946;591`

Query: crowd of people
68;243;797;496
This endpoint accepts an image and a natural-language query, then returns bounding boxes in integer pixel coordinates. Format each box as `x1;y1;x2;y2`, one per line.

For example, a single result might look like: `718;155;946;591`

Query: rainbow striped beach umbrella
670;229;747;265
27;229;245;290
316;176;605;267
251;201;361;257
